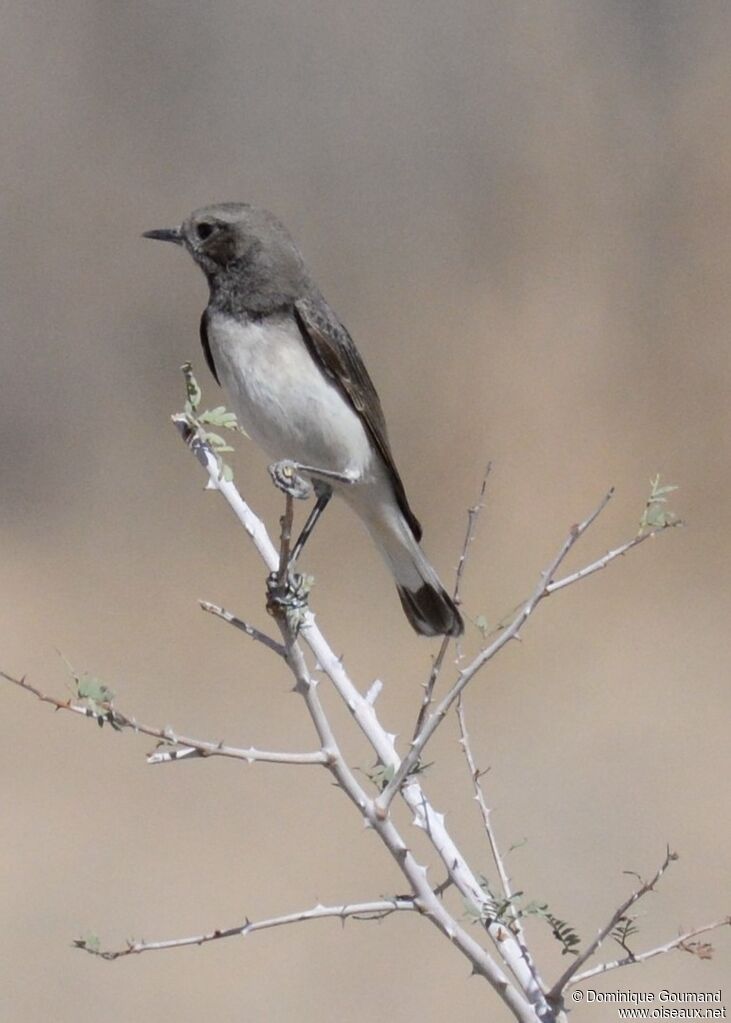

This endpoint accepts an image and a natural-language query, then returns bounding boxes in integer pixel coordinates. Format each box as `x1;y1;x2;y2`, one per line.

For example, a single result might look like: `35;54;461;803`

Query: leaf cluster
180;362;240;482
468;878;581;957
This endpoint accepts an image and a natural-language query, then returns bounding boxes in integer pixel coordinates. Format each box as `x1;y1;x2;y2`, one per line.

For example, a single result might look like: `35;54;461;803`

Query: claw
268;461;313;500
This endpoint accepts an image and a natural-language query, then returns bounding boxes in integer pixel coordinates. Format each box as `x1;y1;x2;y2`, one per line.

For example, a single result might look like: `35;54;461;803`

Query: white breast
208;311;375;481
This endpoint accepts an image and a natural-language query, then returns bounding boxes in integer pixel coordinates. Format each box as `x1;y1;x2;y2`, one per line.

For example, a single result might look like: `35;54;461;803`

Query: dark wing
294;294;422;542
199;309;221;385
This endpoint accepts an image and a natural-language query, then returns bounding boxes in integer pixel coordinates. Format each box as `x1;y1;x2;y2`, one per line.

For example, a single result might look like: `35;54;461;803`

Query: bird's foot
268;460;314;500
266;570;312;635
268;459;359;496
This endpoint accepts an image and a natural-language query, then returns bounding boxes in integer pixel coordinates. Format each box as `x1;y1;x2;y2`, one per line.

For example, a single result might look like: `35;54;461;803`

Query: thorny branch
380;494;683;815
456;696;524;943
75;898;418;959
569;918;731;986
412;462;491;739
548;847;681;999
198;601;286;656
0;671;327;768
546;527;682;596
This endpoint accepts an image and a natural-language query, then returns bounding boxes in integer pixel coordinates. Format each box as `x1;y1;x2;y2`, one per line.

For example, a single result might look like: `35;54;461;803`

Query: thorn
365;679;383;705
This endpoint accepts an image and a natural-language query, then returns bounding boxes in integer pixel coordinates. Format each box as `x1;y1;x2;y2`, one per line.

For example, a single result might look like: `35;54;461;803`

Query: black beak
142;226;183;244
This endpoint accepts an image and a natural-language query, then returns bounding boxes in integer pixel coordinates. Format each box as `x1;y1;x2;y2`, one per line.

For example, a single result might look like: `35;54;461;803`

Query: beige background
1;2;729;1021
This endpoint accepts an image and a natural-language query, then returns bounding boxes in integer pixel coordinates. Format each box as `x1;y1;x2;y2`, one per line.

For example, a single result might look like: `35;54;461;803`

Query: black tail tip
397;583;464;638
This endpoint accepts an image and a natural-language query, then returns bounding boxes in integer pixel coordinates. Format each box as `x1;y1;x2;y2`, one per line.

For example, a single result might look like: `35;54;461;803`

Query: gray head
144;202;310;315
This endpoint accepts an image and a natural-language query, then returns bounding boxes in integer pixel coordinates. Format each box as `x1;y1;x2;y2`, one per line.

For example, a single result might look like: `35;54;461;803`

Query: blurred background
1;2;729;1020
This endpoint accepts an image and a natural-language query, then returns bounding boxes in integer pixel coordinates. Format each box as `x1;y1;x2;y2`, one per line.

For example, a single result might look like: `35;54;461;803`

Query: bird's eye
196;222;214;241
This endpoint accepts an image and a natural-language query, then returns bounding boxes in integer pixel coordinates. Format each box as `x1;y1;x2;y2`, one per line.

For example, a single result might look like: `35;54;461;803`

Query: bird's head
144;203;308;312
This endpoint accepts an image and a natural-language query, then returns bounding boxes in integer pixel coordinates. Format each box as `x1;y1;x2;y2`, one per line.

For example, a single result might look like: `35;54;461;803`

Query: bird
144;203;463;638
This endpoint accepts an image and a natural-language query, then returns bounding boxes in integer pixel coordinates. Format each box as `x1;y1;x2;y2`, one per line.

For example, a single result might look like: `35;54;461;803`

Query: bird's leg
268;459;354;566
266;492;311;635
289;463;358;486
265;465;336;633
266;460;314;621
290;483;333;564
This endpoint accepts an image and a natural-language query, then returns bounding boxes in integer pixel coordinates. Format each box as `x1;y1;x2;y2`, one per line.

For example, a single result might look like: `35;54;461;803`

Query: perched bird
144;203;463;637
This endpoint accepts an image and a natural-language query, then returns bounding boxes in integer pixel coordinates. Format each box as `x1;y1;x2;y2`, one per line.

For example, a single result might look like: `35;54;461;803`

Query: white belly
208;310;375;481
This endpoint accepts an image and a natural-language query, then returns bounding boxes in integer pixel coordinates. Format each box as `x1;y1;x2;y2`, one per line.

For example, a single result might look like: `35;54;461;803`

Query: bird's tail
355;494;464;638
396;575;463;638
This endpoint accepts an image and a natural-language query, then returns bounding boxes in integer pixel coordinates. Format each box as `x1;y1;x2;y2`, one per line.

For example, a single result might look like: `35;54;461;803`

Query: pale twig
0;671;326;768
173;416;281;573
569;918;731;986
548;847;678;1000
365;679;383;705
546;524;682;595
145;745;326;766
456;696;523;939
413;463;491;739
74;898;418;960
470;521;680;653
378;490;615;813
456;695;544;994
198;601;285;657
